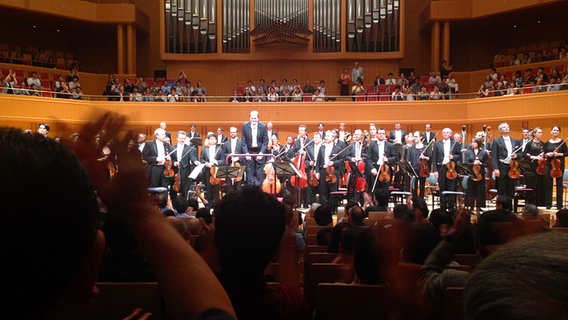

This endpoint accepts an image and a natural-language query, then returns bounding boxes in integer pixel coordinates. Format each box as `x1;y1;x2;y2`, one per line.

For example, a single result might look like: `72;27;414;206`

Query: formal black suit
142;140;173;188
491;136;522;209
432;138;463;210
366;140;397;200
216;134;228;145
223;138;246;193
241;121;268;186
305;142;323;204
389;129;407;144
171;143;197;199
200;145;226;203
317;143;344;205
464;148;489;209
187;131;201;148
289;137;313;160
266;130;278;140
409;144;431;199
423;131;436;145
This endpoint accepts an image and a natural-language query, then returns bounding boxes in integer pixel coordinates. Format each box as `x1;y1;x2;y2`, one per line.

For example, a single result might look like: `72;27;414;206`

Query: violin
209;166;221;185
445;161;458;180
508;160;520;179
356;160;367;192
310;168;319;187
173;173;181;192
419;158;430;178
379;163;390;182
551;158;562;178
536;151;546;175
262;163;281;194
326;166;337;183
472;163;483;182
163;158;175;177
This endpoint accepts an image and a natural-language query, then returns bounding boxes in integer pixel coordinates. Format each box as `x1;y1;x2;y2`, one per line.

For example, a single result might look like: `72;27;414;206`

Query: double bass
290;152;308;188
262;163;281;194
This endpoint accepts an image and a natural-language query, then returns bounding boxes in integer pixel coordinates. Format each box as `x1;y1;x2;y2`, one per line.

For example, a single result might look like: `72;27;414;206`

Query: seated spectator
317;80;327;94
291;86;303;102
353;227;387;284
402;222;441;265
214;187;308;319
27;71;42;90
312;88;325;102
314;205;333;226
266;86;279;102
15;82;30;96
428;70;441;85
385;72;396;85
254;87;267;102
464;232;568;320
404;87;416;100
391;85;404;101
477;84;489;98
417;86;429;100
71;86;83;100
351;79;365;100
302;80;316;94
429;86;442;100
129;86;142;101
521;52;532;64
192;81;207;101
521;204;540;220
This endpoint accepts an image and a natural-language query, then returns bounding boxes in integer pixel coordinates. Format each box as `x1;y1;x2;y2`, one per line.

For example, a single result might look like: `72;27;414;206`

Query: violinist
544;125;567;209
142;127;173;188
366;127;397;206
268;134;283;160
346;129;368;199
199;134;226;205
306;132;323;204
171;131;198;200
523;127;546;206
223;127;245;193
464;138;488;211
432;128;462;210
317;130;344;206
409;131;431;199
290;125;313;207
491;122;522;211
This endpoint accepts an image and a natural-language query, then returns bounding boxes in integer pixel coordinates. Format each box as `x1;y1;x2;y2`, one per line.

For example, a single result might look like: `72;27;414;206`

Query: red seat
522;85;533;94
303;93;313;101
156;78;166;86
41;90;53;98
40;79;51;90
387;84;396;93
420;76;429;84
145;77;154;86
367;94;378;101
365;85;375;94
235;86;245;96
425;83;435;92
556;65;564;72
504;71;513;80
40;72;50;80
379;93;390;101
355;93;366;101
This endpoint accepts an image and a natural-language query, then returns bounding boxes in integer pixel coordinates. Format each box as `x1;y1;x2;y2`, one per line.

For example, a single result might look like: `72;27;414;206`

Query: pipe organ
163;0;400;54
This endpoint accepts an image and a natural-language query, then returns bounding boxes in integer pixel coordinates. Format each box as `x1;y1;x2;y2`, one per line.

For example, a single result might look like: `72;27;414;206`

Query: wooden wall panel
1;91;566;143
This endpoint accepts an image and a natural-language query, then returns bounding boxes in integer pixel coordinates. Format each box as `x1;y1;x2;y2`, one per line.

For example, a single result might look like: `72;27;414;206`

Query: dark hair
314;205;333;226
187;197;199;212
464;232;568;320
349;205;365;226
0;127;100;317
173;196;188;214
196;208;212;225
403;223;441;264
214;187;285;280
412;196;429;219
555;209;568;227
429;208;453;232
316;227;333;246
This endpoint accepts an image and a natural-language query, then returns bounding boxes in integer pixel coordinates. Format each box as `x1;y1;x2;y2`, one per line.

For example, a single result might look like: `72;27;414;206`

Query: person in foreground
0;113;235;320
464;232;568;320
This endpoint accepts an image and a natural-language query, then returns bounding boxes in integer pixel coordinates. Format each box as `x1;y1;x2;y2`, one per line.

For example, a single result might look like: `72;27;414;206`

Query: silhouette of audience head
555;209;568;227
353;227;386;284
314;205;333;226
0;127;104;319
464;232;568;320
214;187;286;281
521;204;540;220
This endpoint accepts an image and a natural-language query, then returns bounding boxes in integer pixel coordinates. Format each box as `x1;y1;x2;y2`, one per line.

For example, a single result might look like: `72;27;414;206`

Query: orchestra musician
317;130;344;206
142;127;173;188
337;122;351;144
290;124;313;207
241;110;268;187
366;127;398;206
409;131;431;199
432;128;463;210
199;134;226;204
306;132;323;204
423;123;436;145
523;127;546;206
544;125;567;210
491;122;523;211
346;129;368;200
223;127;245;193
171;131;197;199
464;137;489;211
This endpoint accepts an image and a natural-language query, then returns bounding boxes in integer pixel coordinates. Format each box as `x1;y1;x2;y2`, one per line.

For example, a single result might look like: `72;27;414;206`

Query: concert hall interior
2;1;568;320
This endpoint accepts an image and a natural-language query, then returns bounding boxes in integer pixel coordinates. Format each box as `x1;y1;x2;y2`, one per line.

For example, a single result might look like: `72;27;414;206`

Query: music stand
274;161;302;178
397;161;418;178
217;165;244;181
457;163;475;177
516;159;532;176
189;137;202;147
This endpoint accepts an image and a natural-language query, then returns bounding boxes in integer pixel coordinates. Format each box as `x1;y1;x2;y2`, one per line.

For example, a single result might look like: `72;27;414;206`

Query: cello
262;163;281;194
290;152;308;188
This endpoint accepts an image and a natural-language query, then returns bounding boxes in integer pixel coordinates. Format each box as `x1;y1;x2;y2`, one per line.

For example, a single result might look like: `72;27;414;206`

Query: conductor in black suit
491;122;522;210
241;110;268;186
